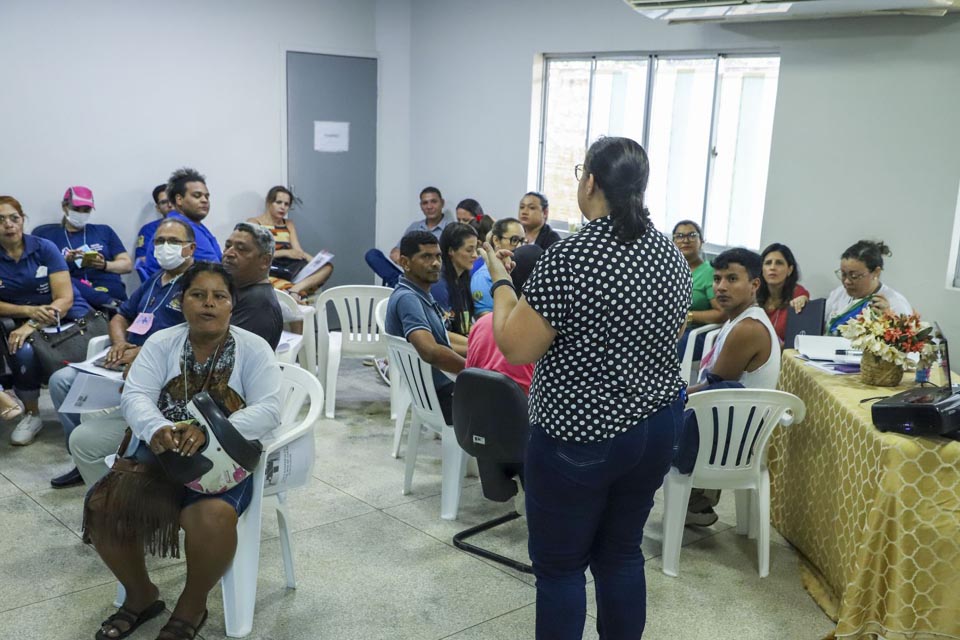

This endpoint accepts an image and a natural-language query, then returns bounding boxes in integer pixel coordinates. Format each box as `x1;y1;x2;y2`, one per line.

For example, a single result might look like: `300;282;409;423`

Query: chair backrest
385;334;448;427
784;297;826;349
261;362;325;496
374;298;388;335
702;328;721;360
679;323;721;385
316;285;392;355
86;334;111;359
452;368;528;463
274;288;303;324
686;388;805;485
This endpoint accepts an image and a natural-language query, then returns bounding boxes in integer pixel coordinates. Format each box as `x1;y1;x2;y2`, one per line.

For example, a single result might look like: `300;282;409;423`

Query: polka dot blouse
523;215;692;442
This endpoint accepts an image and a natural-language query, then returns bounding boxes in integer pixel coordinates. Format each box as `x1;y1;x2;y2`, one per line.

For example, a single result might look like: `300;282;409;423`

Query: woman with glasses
481;137;690;638
758;243;810;343
471;218;525;317
431;222;479;337
672;220;724;358
0;195;106;447
825;240;912;335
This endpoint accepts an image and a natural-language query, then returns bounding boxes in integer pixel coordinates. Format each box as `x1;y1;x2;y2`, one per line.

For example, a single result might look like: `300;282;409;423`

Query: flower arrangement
839;308;935;369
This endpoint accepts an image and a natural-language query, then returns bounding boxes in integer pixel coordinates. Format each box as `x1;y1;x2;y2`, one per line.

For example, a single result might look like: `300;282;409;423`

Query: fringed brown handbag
82;429;185;558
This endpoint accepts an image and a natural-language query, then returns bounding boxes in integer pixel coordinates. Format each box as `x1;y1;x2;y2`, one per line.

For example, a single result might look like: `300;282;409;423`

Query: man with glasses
133;184;174;282
470;218;527;317
50;218;196;488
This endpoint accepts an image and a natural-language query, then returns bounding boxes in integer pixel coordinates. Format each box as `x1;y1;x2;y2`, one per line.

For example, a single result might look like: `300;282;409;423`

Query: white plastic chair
114;362;324;637
274;289;317;373
374;298;412;458
315;285;392;418
386;334;468;520
679;323;721;385
661;388;805;579
86;334;110;359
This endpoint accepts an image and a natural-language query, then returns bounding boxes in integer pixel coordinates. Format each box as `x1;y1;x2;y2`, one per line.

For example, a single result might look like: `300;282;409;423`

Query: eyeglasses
504;235;526;247
157;199;171;207
835;269;871;282
154;239;189;247
0;214;23;225
574;164;585;181
673;232;700;242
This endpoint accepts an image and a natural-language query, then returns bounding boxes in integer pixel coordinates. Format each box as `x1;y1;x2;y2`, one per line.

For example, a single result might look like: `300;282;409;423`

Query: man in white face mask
32;186;134;311
48;218;196;488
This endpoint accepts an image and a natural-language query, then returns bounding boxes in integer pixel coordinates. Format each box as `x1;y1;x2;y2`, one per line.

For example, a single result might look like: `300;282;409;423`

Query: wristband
490;279;516;297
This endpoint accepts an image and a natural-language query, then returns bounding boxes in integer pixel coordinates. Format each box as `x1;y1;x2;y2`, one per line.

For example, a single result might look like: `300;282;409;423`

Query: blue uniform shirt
469;262;494;315
134;218;162;282
385;276;453;392
117;272;186;346
0;234;91;319
32;222;129;303
140;211;221;280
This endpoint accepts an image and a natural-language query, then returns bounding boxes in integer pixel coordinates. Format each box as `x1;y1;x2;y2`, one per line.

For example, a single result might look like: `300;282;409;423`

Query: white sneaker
10;413;43;446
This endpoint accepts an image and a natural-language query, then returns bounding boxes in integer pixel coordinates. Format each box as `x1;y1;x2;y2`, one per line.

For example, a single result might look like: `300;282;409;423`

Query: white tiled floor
0;361;835;639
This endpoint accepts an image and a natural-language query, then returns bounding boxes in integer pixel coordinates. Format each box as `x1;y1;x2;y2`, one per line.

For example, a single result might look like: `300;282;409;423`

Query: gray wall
397;0;960;336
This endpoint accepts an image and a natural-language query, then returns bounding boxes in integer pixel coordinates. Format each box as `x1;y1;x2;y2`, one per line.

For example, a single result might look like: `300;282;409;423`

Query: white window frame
536;49;779;251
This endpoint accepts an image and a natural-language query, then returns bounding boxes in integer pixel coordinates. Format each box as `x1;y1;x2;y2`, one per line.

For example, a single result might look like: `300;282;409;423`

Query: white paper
68;347;125;382
59;371;123;413
264;435;315;491
313;121;349;153
795;335;855;362
292;250;335;284
276;331;303;355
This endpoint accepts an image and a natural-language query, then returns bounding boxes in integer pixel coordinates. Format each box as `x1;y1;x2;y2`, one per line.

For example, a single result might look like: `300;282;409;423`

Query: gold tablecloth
769;352;960;640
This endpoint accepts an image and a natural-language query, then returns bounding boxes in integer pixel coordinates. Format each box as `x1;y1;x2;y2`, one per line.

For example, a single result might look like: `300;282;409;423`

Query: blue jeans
49;366;82;450
525;397;684;640
364;248;402;287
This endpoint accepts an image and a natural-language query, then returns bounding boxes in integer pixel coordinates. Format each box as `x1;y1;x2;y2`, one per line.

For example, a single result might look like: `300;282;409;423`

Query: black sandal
95;599;166;640
156;610;207;640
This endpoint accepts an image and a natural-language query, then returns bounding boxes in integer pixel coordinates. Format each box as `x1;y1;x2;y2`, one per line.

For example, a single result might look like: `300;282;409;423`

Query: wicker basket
860;351;904;387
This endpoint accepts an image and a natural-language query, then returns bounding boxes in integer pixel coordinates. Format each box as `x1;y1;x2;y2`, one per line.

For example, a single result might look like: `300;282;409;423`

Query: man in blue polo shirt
48;218;196;488
385;230;465;422
140;167;221;281
32;186;133;310
366;187;451;288
133;184;173;282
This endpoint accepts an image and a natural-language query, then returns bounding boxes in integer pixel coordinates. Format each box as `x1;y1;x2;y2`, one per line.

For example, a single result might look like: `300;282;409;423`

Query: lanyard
63;226;88;251
142;274;181;315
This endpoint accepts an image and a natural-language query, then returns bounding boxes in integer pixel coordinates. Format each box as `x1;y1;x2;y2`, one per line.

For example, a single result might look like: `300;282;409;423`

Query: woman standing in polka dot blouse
480;137;692;639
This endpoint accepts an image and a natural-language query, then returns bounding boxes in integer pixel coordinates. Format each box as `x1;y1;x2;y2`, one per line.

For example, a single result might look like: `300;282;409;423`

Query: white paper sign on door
313;121;350;152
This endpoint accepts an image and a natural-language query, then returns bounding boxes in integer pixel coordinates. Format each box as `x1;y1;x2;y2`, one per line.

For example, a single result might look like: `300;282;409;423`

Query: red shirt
765;284;810;343
465;314;535;395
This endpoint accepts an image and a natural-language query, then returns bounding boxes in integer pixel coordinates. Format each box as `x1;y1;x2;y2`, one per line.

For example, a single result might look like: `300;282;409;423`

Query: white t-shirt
698;305;781;390
824;283;913;334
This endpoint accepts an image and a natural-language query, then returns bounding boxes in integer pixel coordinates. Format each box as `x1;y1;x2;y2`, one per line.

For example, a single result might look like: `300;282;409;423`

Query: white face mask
154;242;187;270
66;211;91;228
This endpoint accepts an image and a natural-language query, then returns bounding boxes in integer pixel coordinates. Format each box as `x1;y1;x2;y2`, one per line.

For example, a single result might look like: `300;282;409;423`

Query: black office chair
452;368;532;573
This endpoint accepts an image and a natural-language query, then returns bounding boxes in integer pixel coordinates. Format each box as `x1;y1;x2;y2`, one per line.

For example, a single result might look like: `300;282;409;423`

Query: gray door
286;51;377;294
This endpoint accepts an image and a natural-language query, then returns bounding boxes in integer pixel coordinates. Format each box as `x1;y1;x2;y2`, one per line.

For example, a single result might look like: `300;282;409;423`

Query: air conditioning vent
624;0;960;23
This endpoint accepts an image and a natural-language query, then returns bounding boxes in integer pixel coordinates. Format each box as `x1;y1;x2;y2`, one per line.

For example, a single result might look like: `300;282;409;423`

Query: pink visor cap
63;186;95;209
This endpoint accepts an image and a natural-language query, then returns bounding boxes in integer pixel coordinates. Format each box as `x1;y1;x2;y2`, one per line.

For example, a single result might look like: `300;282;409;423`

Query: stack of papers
794;335;862;375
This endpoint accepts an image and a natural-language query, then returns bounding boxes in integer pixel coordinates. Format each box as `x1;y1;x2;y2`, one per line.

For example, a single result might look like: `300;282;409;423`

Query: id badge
128;312;155;335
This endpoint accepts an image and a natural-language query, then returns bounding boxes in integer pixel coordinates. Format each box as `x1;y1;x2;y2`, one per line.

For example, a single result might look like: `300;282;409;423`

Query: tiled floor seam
433;602;537;640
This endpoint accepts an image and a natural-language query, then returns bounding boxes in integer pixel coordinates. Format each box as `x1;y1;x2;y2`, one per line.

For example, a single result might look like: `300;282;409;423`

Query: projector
871;386;960;438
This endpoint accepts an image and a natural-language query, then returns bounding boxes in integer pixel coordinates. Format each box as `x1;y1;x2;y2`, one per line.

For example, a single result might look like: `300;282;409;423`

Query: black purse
269;257;309;281
27;310;109;380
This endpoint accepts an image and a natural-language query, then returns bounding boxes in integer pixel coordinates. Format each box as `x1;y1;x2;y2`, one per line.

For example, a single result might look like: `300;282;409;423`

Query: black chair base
452;511;533;574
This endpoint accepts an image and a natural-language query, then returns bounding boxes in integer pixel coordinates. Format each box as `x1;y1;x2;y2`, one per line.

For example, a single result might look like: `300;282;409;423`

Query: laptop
784;298;826;350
